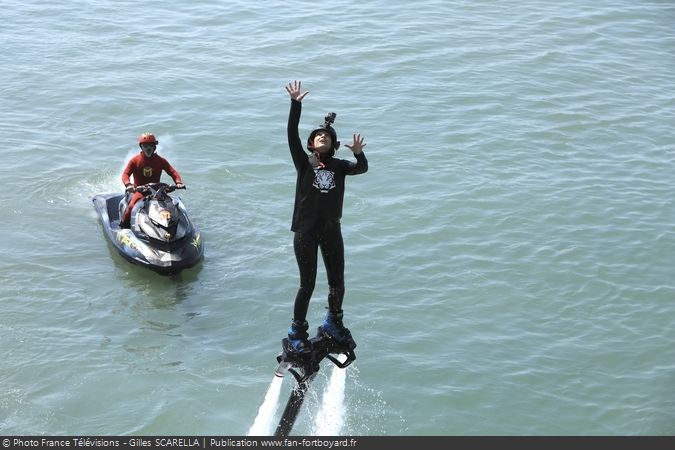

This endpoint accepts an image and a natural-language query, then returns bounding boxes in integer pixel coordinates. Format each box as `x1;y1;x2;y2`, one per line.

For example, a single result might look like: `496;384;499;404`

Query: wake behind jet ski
92;182;204;276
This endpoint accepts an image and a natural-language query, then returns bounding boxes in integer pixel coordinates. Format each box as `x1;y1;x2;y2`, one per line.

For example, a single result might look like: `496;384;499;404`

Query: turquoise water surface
2;0;675;436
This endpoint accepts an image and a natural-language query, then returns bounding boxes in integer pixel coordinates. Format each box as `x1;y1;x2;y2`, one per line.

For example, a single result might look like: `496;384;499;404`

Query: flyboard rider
284;80;368;355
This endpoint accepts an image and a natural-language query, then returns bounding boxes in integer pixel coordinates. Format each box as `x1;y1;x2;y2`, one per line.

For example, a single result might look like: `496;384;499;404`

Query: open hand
285;80;308;102
344;134;366;155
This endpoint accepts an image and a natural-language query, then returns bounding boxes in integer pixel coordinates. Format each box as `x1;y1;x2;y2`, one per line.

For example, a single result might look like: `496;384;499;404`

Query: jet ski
92;182;204;276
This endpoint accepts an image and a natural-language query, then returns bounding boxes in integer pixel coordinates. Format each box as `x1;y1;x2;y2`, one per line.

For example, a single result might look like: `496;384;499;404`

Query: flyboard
272;325;356;436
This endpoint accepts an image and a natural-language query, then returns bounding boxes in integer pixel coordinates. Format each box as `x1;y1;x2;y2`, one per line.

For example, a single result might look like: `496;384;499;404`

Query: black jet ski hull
92;193;204;276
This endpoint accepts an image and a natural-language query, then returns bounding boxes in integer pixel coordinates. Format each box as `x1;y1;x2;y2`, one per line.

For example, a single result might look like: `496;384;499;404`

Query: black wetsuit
287;99;368;322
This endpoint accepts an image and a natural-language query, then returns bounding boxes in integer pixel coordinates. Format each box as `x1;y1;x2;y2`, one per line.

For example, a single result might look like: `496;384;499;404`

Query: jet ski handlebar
135;183;185;199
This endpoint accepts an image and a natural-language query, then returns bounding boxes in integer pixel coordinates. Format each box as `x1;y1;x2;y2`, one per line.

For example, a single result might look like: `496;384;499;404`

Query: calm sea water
2;0;675;436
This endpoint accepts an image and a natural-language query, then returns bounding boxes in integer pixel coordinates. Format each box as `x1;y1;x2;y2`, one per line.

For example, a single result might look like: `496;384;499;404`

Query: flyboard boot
319;309;357;350
287;319;311;355
319;287;357;349
277;319;320;383
276;290;356;384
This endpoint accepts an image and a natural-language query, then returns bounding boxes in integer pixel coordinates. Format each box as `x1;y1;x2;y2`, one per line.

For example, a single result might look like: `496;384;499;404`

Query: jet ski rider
284;80;369;355
120;133;185;229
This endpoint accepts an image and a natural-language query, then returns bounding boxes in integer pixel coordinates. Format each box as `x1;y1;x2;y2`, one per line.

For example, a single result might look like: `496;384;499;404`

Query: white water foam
313;363;348;436
248;376;284;436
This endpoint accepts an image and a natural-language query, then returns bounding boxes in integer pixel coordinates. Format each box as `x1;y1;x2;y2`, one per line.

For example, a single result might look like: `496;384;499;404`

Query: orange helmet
138;133;158;145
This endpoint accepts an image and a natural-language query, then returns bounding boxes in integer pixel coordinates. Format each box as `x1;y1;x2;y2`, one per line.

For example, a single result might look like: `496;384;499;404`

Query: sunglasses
141;143;157;148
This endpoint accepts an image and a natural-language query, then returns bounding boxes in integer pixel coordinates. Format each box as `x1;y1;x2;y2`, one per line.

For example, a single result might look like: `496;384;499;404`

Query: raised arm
286;81;310;169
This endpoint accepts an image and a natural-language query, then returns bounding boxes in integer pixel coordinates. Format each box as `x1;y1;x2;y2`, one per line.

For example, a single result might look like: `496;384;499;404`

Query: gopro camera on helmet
324;112;337;125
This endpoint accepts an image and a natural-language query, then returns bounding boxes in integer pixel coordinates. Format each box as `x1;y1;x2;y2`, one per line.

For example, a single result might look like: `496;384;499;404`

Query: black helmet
307;112;340;151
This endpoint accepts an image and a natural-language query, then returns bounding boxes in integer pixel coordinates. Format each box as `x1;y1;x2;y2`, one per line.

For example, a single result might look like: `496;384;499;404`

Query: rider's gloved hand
125;184;135;193
176;183;185;189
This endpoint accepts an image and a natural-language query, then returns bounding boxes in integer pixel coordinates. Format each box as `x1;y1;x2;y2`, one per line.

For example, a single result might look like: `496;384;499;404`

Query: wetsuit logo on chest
142;166;154;178
313;169;336;193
